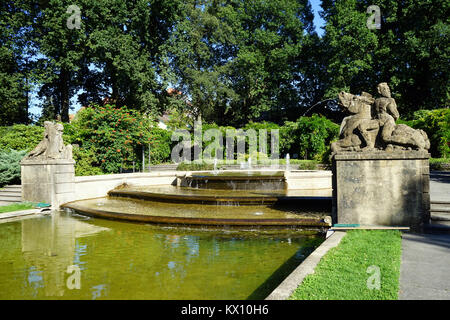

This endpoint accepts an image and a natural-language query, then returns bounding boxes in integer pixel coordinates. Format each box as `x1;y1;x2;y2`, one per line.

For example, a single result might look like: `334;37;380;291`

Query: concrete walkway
399;172;450;300
399;233;450;299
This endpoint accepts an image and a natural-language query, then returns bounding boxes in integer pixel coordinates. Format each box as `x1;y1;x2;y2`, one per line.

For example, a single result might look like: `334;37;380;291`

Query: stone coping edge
333;151;430;160
0;208;42;221
265;230;347;300
21;160;76;165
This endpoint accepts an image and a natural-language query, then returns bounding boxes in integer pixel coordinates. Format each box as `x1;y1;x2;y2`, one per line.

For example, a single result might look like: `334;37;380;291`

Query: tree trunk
60;69;70;122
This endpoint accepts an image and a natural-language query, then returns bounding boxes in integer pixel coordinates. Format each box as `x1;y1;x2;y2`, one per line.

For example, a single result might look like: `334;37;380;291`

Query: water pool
0;212;323;299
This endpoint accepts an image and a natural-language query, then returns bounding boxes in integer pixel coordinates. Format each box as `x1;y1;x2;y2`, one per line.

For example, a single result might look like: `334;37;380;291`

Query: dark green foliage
429;158;450;171
66;104;173;174
0;150;27;187
72;146;104;176
0;1;33;125
147;128;173;165
282;115;339;161
0;125;44;152
402;109;450;158
295;160;319;170
0;0;447;162
320;0;449;116
163;0;317;125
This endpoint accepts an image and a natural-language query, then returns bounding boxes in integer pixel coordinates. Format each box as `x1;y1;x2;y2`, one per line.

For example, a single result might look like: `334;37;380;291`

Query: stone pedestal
21;160;75;208
332;151;430;231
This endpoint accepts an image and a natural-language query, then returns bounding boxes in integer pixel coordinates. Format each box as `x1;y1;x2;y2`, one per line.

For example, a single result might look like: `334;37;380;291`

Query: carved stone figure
23;121;73;160
374;83;430;152
331;83;430;154
331;91;379;153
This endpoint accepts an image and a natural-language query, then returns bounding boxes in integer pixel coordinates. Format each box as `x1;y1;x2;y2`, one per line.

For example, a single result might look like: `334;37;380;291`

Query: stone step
1;185;21;190
0;195;22;202
0;189;22;194
430;207;450;214
0;185;22;201
430;201;450;213
431;200;450;205
431;212;450;222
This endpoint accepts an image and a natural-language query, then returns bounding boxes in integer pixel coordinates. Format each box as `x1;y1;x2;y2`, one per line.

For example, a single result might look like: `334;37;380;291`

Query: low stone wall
74;172;178;201
332;151;430;231
21;162;333;208
285;170;332;190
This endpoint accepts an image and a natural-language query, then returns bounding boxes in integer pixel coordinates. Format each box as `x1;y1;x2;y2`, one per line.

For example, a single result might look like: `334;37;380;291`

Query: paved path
399;172;449;300
399;233;450;299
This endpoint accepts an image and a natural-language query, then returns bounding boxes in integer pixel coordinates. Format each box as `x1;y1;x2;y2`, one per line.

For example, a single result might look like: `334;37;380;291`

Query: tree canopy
0;0;448;124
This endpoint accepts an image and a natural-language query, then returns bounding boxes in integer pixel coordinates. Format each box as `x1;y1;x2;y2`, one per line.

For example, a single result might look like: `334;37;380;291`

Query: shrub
282;115;339;162
410;109;449;158
172;118;339;164
0;149;27;187
147;128;173;165
429;158;450;171
0;125;44;152
72;146;104;176
295;160;319;170
69;104;170;174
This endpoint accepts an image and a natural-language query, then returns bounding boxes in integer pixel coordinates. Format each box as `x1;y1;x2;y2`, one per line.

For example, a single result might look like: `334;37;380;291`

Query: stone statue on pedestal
23;121;73;160
331;82;430;154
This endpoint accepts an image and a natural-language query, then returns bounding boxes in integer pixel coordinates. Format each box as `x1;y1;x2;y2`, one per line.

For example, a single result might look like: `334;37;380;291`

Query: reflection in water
0;212;323;300
20;214;109;297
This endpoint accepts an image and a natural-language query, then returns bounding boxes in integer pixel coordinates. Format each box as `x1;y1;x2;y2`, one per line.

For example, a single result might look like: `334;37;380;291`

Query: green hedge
172;116;339;163
0;125;44;152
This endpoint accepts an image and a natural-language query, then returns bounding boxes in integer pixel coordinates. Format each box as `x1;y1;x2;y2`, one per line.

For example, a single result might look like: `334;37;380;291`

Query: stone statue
23;121;73;160
331;82;430;154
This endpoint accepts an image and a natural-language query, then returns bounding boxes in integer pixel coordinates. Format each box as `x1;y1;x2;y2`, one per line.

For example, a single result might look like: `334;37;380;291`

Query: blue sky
29;1;326;119
311;0;326;37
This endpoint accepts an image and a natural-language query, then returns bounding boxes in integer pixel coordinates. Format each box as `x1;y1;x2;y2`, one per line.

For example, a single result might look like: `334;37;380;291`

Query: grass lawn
290;230;402;300
0;202;35;214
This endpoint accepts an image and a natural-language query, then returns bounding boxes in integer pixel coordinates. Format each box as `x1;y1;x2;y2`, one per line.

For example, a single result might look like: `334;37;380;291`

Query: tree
164;0;318;126
30;0;88;122
162;0;238;123
0;1;35;125
79;0;183;117
319;0;449;116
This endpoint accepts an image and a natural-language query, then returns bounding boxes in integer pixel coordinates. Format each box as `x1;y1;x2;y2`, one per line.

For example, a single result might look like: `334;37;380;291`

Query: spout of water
285;153;290;171
213;158;218;175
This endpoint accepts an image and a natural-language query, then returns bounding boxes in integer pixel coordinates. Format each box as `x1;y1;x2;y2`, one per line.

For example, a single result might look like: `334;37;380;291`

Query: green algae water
0;212;323;300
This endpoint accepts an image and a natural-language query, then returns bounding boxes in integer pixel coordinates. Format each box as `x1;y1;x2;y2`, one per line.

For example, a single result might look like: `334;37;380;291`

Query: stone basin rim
61;202;331;227
107;189;332;205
